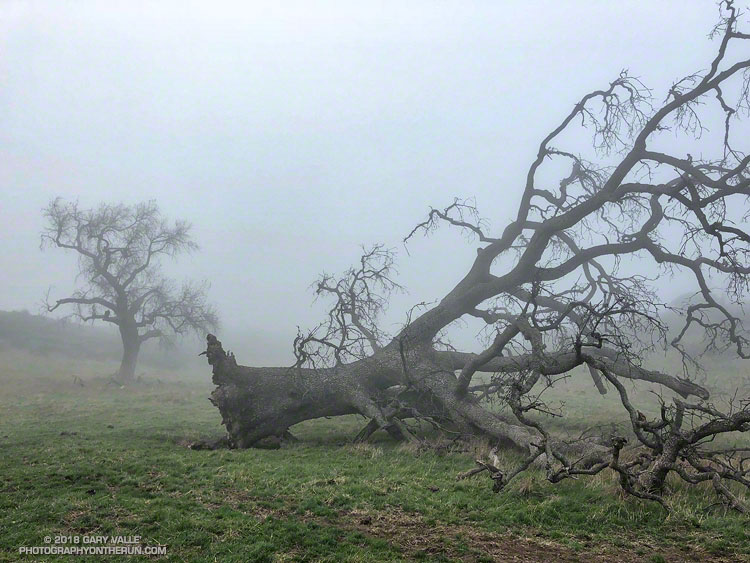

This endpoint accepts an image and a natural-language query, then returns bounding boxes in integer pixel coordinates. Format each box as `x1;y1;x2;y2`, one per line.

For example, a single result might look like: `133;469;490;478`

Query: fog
0;1;722;366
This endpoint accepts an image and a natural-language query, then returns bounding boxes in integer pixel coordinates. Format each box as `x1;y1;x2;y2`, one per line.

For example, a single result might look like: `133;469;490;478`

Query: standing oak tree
43;199;218;383
203;3;750;511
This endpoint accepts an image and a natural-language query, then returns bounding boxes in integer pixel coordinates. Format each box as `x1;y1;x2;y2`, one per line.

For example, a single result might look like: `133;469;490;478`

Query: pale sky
0;1;728;364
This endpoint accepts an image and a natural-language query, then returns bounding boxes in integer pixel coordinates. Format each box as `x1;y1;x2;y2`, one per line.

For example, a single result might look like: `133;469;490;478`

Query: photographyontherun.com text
18;535;167;556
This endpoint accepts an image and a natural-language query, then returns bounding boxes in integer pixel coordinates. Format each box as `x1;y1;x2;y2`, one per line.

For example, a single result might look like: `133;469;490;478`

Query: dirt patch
332;507;738;563
343;507;581;561
201;490;742;562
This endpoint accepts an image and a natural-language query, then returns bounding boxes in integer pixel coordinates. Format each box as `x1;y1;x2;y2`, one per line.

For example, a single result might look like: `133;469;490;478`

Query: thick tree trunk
203;335;406;447
201;326;708;460
117;322;141;383
202;334;552;450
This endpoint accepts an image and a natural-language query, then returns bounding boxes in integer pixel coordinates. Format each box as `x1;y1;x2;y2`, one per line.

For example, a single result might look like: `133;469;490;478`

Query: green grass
0;349;748;561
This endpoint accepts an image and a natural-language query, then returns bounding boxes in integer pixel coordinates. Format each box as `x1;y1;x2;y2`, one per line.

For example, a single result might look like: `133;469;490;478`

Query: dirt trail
236;498;741;562
335;507;736;562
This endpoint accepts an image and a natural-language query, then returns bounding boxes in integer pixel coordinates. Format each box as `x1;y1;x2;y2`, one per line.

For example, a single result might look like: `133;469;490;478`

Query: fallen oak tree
203;2;750;511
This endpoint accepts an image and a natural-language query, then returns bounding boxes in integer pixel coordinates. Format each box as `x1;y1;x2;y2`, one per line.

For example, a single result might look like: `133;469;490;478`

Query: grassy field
1;348;749;562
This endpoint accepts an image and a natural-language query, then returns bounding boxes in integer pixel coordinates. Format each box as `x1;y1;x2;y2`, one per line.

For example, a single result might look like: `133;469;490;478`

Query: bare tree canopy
43;199;218;382
203;2;750;512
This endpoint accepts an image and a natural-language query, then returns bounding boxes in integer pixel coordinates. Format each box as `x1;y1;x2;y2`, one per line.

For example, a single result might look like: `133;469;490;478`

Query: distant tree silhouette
43;199;217;382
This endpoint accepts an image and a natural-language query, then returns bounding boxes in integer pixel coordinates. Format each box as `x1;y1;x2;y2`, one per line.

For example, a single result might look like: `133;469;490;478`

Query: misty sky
0;1;724;364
